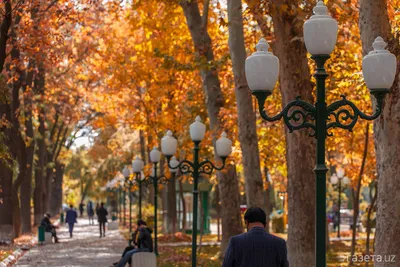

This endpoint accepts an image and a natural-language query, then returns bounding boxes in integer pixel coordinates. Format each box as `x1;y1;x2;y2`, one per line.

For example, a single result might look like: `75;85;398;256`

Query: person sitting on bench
40;213;59;243
111;219;153;267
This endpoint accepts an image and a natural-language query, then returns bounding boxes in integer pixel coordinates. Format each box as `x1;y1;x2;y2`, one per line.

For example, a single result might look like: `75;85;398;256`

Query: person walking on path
222;207;289;267
111;219;153;267
66;205;78;238
97;202;108;237
79;202;85;217
87;201;95;225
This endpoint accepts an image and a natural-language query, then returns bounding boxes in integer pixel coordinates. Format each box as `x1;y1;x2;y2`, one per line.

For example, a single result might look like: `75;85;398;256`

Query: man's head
137;219;147;227
70;204;73;209
100;202;104;207
45;213;51;218
244;207;267;230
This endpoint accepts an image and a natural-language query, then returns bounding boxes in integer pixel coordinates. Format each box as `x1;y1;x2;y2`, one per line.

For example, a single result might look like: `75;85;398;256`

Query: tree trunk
167;172;177;234
350;124;370;262
268;2;316;266
218;165;242;258
359;1;400;264
179;0;243;256
178;179;186;230
49;162;64;216
365;181;377;267
249;2;316;265
20;103;35;233
11;185;21;238
34;108;46;224
20;5;37;234
227;0;264;208
0;102;15;242
44;165;53;213
214;184;221;241
263;166;272;233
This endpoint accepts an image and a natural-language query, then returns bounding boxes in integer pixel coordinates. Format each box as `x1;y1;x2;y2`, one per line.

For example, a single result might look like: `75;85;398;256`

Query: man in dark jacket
96;202;108;237
112;219;153;267
222;207;289;267
40;213;59;243
66;205;78;238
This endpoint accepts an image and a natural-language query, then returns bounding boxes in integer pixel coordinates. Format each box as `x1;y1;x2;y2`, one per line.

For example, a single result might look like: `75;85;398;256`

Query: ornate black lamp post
123;166;134;233
245;2;396;266
161;117;232;267
132;156;146;220
330;168;349;239
132;149;169;256
116;178;123;222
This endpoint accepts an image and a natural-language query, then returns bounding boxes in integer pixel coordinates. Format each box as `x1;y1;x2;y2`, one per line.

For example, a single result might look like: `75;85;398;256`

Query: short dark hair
100;202;104;206
244;207;267;226
70;204;73;208
137;219;147;226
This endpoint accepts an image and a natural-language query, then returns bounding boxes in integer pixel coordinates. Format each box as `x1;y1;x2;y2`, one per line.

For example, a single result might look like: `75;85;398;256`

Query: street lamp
132;156;146;220
330;168;350;239
117;178;124;223
245;1;396;266
145;147;171;256
161;117;232;267
123;165;134;233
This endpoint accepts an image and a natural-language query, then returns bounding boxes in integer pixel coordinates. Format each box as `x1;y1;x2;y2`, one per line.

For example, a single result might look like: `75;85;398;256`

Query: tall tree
359;0;400;264
227;0;264;208
249;1;316;265
179;0;243;256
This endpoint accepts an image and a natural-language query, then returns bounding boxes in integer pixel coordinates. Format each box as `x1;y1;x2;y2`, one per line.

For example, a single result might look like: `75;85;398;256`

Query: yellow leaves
280;4;289;13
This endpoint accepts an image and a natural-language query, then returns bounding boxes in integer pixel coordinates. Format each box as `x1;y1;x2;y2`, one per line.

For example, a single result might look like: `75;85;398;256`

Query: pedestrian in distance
65;205;78;238
79;202;85;217
222;207;289;267
87;201;95;225
97;202;108;237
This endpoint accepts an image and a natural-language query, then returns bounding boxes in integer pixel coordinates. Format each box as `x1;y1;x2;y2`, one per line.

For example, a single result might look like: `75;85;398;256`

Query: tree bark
0;104;15;242
263;166;271;233
20;65;35;233
0;0;12;73
33;63;47;223
34;108;46;224
218;165;242;257
167;172;177;234
178;179;186;230
269;2;316;265
49;162;64;216
365;181;377;267
179;0;243;256
227;0;264;208
359;1;400;265
0;2;13;239
350;124;370;261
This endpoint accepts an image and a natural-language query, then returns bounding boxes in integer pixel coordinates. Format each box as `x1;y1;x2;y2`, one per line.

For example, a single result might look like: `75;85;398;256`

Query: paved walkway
14;218;126;267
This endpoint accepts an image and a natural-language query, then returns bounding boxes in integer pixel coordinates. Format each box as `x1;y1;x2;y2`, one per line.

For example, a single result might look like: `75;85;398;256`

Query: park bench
38;226;54;245
108;221;119;230
131;252;156;267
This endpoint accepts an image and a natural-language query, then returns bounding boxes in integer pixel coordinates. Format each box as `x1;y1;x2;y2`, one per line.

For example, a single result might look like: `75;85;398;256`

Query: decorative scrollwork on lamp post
245;2;396;266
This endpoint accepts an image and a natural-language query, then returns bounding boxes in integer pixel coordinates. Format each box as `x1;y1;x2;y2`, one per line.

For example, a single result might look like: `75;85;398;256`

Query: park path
13;218;126;267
